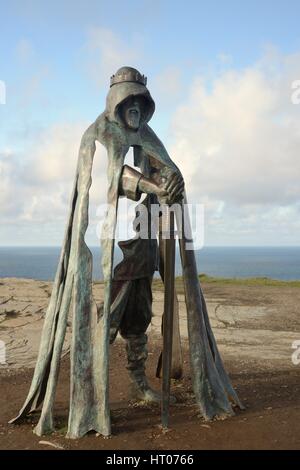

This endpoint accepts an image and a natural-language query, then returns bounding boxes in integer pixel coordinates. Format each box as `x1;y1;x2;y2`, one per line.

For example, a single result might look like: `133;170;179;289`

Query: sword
161;205;176;428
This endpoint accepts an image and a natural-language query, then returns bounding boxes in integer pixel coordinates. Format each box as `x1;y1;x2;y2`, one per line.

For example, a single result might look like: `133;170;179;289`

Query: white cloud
2;46;300;246
169;48;300;244
152;66;182;105
217;53;233;65
16;39;35;63
82;27;142;88
0;121;109;246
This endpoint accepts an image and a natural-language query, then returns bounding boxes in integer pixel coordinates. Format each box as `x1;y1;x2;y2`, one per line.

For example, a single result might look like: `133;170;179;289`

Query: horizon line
0;245;300;249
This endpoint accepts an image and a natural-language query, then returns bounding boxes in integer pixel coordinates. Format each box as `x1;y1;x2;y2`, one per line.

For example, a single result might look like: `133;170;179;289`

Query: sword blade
161;208;176;428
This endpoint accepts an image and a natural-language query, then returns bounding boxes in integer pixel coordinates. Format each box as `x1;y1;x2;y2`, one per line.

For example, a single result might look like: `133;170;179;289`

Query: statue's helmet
105;66;155;126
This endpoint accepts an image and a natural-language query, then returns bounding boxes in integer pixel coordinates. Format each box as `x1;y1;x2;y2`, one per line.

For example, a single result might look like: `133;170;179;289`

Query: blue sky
1;0;300;246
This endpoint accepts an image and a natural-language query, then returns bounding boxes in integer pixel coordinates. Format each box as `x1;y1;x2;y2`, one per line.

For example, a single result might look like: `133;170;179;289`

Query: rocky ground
0;277;300;450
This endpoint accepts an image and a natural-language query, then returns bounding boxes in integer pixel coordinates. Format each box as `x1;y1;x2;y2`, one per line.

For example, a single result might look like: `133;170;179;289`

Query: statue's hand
136;167;184;204
138;175;169;199
160;167;185;205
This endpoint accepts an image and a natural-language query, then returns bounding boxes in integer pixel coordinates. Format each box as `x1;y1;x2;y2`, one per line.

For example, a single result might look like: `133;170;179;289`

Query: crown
110;67;147;88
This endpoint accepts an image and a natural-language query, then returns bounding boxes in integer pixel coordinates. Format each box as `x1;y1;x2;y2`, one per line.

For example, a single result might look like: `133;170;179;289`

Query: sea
0;246;299;281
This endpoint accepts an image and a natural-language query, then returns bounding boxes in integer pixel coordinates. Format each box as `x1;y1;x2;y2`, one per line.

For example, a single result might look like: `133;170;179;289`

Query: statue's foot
131;386;161;403
130;384;176;404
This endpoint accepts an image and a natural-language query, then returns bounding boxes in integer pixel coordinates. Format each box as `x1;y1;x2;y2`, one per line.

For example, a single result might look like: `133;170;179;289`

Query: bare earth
0;278;300;450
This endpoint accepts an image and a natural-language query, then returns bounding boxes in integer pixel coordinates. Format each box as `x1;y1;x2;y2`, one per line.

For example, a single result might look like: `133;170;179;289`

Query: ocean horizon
0;246;299;281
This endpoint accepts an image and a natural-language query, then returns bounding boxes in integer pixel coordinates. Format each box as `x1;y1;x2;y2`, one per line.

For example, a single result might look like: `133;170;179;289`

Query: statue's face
122;99;141;130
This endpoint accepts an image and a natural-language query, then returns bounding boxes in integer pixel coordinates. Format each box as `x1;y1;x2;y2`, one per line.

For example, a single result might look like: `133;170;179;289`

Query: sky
1;0;300;246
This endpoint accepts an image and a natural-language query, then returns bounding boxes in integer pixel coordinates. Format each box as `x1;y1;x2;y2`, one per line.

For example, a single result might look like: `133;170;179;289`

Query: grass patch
198;274;300;287
152;274;300;292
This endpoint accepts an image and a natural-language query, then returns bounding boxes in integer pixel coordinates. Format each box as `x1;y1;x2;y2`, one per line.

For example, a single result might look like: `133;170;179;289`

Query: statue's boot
125;334;162;403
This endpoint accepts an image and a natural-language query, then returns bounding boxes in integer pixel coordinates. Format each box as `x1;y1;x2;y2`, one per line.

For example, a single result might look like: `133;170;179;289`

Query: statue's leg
109;279;132;343
120;277;161;403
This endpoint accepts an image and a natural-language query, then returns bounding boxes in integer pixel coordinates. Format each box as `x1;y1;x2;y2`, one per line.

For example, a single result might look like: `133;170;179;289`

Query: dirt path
1;343;300;450
1;278;300;449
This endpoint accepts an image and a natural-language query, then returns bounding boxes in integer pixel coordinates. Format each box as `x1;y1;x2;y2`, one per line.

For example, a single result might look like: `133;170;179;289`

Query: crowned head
110;66;147;88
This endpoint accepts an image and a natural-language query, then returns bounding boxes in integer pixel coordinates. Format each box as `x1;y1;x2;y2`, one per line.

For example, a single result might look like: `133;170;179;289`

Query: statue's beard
126;115;140;130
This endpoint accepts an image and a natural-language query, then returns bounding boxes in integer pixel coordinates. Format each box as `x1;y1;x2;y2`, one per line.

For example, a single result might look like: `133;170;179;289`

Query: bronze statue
10;66;243;438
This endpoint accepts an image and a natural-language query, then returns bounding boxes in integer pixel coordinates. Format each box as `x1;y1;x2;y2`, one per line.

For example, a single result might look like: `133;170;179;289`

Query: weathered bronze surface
10;66;243;438
161;208;176;428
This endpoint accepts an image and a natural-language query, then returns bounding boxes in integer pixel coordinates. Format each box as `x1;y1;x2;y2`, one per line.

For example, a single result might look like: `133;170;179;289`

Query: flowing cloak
10;80;243;439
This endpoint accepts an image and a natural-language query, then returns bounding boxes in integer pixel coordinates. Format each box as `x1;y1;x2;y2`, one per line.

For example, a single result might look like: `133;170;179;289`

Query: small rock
38;440;64;450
